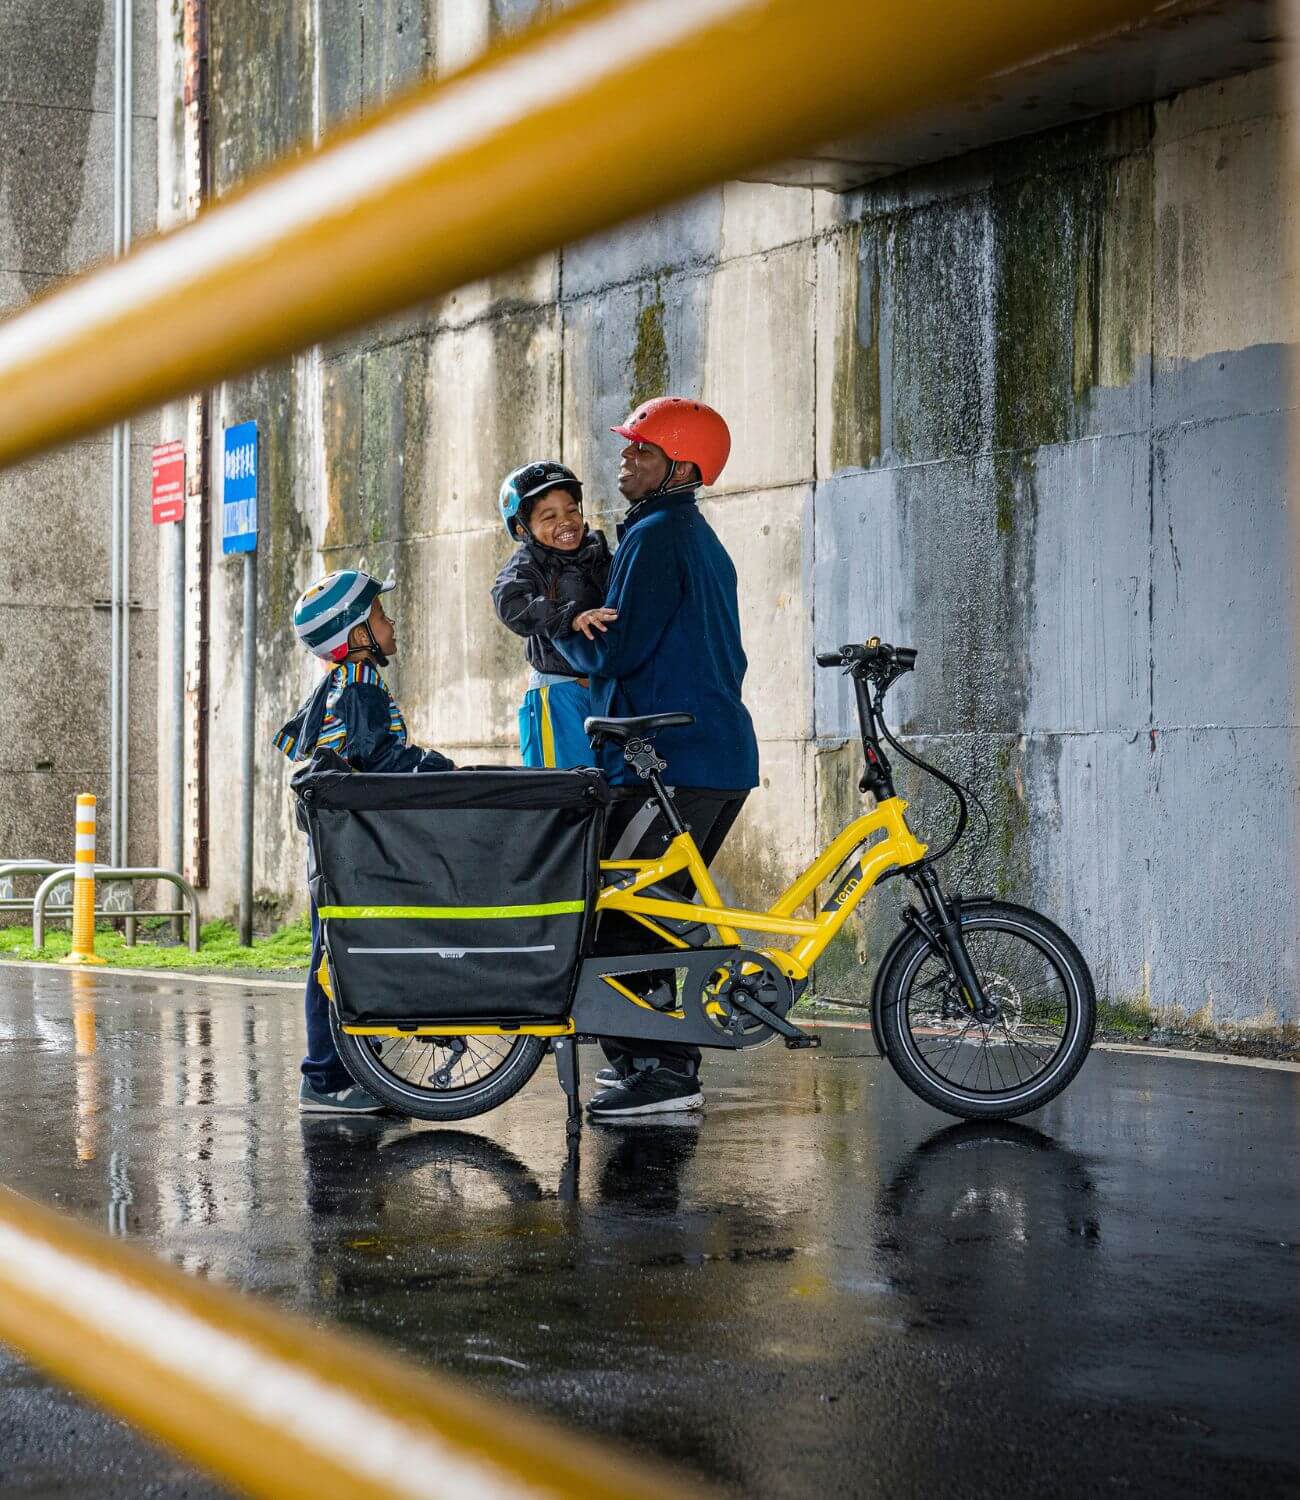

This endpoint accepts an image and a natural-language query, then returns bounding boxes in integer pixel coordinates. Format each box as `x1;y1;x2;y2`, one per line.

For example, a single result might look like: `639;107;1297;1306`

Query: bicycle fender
871;896;999;1054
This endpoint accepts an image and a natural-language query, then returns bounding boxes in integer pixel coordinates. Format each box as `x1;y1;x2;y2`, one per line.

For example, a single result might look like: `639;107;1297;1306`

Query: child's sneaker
298;1078;385;1113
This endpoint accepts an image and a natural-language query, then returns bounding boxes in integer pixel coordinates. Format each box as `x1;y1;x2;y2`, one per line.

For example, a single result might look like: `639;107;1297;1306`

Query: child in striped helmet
275;566;454;1114
275;567;452;774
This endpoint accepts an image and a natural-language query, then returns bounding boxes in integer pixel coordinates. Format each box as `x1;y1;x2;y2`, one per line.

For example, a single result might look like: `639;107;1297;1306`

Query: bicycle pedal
784;1035;821;1050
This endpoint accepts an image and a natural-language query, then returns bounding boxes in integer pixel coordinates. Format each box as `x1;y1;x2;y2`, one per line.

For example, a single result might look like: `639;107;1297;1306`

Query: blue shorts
519;678;597;768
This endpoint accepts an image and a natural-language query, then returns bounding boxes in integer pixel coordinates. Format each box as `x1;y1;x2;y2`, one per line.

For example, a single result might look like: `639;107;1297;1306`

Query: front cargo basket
293;759;610;1025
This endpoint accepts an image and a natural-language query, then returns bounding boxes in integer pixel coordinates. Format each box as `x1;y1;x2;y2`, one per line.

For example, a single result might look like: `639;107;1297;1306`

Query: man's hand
572;607;618;641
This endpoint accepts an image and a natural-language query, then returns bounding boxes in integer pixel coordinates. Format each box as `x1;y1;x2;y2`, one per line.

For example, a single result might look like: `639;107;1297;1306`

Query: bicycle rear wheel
330;1009;548;1121
877;900;1095;1120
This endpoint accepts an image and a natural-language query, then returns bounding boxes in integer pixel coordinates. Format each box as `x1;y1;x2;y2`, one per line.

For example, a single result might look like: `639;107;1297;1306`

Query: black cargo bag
293;758;610;1025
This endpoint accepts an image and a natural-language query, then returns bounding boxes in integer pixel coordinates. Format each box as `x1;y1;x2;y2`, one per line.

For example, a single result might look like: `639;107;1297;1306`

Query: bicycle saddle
584;712;694;742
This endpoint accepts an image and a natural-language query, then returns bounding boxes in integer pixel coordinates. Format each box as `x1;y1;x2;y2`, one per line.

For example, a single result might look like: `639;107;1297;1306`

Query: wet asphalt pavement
0;964;1296;1499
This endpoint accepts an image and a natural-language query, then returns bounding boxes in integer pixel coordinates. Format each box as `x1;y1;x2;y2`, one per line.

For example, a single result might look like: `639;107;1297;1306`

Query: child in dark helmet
275;567;455;1115
491;460;612;768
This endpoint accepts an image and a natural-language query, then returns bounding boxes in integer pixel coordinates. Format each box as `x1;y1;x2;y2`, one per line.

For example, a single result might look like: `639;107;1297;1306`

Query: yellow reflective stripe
319;901;583;920
539;686;556;768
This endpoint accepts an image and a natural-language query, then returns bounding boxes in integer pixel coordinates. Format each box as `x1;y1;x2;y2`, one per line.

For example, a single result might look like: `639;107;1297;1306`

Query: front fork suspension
907;869;996;1021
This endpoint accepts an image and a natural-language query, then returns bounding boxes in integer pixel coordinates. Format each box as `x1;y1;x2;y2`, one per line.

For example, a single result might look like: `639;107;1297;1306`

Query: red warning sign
151;440;186;525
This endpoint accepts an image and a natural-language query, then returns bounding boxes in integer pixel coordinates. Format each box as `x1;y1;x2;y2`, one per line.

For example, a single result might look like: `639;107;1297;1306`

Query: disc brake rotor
983;973;1023;1036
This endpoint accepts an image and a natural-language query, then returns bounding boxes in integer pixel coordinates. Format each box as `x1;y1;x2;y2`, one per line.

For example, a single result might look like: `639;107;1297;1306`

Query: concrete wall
155;1;1296;1032
0;0;158;871
812;73;1297;1032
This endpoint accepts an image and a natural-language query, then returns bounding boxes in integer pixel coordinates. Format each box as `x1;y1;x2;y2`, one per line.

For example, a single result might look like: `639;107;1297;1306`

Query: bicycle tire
877;900;1096;1120
330;1011;549;1122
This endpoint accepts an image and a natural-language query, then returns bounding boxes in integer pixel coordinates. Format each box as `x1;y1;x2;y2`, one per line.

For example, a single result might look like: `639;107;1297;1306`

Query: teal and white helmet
292;568;395;662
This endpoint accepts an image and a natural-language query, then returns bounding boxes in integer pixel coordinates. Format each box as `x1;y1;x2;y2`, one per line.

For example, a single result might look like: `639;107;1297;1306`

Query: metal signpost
151;441;187;915
222;420;257;946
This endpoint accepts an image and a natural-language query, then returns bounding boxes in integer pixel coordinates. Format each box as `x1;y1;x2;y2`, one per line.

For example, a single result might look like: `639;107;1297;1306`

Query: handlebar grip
897;647;917;668
815;651;843;667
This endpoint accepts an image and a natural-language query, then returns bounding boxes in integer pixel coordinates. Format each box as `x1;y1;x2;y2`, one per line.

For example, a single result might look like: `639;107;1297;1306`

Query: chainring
702;952;796;1048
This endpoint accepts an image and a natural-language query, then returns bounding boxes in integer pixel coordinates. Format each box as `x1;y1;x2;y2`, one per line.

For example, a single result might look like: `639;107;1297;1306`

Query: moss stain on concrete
993;153;1154;457
322;356;362;553
264;369;308;633
628;284;669;410
830;223;883;472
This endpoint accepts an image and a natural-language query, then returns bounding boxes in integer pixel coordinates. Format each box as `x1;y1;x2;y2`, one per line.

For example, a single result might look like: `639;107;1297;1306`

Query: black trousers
595;786;749;1077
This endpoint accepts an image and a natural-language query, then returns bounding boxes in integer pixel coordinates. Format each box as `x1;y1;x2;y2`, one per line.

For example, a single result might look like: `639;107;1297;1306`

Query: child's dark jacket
273;660;453;773
491;529;612;677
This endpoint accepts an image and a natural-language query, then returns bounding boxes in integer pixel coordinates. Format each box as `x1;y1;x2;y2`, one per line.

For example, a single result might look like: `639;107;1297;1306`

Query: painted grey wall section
812;74;1297;1030
153;2;1295;1033
0;0;158;872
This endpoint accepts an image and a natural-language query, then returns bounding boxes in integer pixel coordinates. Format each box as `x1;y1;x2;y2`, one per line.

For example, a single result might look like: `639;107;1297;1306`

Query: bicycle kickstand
553;1036;582;1138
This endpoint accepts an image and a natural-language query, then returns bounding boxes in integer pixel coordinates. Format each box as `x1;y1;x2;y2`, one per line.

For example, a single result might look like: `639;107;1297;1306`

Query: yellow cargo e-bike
302;639;1096;1130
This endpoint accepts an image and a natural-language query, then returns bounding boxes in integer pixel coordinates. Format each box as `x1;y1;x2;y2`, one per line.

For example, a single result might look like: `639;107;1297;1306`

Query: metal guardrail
0;0;1164;470
0;861;71;910
0;1184;701;1500
32;867;200;953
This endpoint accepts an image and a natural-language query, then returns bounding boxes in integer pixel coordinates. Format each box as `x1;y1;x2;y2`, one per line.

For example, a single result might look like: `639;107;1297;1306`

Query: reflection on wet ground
0;966;1297;1497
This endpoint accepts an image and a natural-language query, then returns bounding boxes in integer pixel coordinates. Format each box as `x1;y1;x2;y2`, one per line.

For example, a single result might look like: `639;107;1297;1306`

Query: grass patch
0;916;311;972
1098;997;1155;1037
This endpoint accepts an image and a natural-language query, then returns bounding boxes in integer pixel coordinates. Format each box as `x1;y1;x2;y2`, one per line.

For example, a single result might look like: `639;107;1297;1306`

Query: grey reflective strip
346;944;557;956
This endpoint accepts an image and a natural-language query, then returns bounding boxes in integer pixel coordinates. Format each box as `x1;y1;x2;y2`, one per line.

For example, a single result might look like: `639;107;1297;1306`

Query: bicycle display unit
323;638;1097;1128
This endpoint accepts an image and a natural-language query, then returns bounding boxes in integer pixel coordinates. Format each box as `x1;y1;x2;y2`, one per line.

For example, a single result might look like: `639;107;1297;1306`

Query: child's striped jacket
273;660;452;773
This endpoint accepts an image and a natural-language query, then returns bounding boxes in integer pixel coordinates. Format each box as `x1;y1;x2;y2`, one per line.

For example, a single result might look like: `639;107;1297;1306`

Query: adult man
555;396;759;1118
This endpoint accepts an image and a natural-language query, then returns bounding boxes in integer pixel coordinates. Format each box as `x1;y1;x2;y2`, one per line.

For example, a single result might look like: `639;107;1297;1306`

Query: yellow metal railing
0;1184;702;1500
0;0;1178;1494
0;0;1167;470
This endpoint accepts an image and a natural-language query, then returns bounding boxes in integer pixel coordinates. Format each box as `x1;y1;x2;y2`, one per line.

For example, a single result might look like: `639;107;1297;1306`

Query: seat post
646;768;687;837
620;735;688;838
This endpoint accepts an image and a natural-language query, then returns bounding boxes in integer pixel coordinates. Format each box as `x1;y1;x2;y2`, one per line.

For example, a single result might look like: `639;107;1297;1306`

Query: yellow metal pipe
0;0;1167;468
0;1185;707;1500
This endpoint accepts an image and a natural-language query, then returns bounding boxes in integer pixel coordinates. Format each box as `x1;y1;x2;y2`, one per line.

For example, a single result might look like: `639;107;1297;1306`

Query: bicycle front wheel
877;900;1095;1120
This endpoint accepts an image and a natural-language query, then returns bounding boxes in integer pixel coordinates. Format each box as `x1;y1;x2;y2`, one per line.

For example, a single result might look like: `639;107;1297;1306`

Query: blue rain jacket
554;486;759;791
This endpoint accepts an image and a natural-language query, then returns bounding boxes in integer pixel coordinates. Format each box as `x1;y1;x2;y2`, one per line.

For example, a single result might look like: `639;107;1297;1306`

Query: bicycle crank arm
727;990;821;1049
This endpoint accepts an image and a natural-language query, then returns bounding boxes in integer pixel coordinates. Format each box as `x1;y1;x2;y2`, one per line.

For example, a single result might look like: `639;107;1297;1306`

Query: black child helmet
498;460;583;539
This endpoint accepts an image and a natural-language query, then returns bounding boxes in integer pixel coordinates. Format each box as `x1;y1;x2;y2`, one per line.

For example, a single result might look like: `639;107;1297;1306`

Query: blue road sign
222;420;258;554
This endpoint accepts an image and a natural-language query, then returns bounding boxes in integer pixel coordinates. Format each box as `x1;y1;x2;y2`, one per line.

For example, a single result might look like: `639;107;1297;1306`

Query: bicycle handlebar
815;639;917;673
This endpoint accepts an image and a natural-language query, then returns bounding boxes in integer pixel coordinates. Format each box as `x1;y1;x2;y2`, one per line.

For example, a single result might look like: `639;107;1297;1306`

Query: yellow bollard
61;794;106;966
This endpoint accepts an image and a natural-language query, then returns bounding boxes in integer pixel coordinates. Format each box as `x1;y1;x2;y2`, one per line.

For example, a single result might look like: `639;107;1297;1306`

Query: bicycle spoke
365;1030;524;1098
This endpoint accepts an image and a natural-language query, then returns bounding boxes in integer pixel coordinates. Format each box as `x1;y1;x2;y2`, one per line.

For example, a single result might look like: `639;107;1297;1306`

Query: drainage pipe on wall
109;0;133;867
172;522;185;899
107;1;122;868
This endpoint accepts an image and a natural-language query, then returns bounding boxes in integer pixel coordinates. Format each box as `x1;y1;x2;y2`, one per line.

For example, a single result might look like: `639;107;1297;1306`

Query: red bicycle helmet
611;396;731;486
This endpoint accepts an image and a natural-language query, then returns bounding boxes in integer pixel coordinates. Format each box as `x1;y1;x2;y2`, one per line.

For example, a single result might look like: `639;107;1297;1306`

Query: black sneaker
594;1066;623;1087
587;1066;703;1118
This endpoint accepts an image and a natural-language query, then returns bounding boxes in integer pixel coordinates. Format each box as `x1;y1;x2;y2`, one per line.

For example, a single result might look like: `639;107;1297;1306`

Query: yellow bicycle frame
597;795;927;983
334;795;926;1036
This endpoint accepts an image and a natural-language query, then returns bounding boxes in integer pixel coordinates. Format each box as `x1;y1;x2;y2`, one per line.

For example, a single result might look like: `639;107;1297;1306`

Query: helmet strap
349;616;388;668
650;455;680;497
